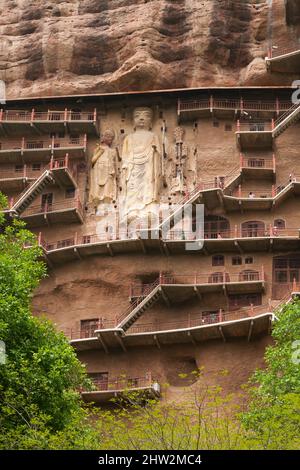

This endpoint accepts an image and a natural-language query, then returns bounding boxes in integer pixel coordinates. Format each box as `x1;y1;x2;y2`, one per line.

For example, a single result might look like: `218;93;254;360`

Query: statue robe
121;130;161;216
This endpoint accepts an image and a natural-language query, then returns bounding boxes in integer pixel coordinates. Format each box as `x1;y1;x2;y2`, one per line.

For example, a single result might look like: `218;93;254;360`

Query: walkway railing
22;196;84;218
178;98;292;115
129;268;264;299
0;165;47;180
0;135;87;152
240;154;275;170
117;280;160;325
0;109;97;123
236;121;274;132
64;303;271;340
85;373;154;392
128;305;270;334
39;225;300;251
267;40;300;59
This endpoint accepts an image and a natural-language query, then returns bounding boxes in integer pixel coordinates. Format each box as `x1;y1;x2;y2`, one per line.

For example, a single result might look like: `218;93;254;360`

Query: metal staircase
273;103;300;138
116;281;161;331
159;165;241;231
11;170;54;215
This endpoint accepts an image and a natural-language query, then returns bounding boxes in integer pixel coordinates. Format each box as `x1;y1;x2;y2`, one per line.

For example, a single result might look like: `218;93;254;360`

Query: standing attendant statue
90;129;118;208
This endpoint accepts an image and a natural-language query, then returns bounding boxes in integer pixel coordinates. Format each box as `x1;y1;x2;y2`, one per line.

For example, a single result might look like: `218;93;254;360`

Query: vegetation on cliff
0;192;299;450
0;194;97;449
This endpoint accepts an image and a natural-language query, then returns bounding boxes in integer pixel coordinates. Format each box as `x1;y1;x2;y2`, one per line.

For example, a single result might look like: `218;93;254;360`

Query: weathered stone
0;0;295;98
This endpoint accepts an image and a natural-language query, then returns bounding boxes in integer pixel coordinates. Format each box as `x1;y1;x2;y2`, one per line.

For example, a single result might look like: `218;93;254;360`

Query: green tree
241;299;300;449
0;194;94;449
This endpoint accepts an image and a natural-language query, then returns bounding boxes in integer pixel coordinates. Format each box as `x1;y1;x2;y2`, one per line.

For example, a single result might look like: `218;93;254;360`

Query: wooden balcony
37;223;300;266
0;109;99;136
124;311;272;348
0;135;87;163
266;42;300;74
0;155;77;195
21;197;84;227
81;373;160;404
0;165;46;192
164;227;300;254
65;307;273;353
240;154;276;181
236;121;274;150
178;97;292;121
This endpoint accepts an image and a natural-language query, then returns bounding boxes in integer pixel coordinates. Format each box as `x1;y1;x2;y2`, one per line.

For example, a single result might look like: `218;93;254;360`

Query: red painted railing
129;268;264;299
85;373;153;392
117;280;160;325
240;153;275;171
268;41;300;59
128;305;271;334
64;303;273;340
236;121;274;132
0;109;97;123
165;227;300;241
22;195;84;218
0;164;48;180
39;225;300;251
0;135;87;152
178;98;292;114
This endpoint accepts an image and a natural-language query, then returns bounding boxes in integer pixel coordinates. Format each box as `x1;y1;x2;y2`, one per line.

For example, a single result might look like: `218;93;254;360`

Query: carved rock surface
0;0;296;99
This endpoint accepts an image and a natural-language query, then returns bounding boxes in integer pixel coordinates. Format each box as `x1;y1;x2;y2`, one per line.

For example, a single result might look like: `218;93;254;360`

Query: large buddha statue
121;107;161;219
90;129;118;208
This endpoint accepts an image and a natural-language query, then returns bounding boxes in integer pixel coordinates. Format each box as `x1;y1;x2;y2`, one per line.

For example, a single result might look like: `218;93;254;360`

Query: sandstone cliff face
0;0;297;99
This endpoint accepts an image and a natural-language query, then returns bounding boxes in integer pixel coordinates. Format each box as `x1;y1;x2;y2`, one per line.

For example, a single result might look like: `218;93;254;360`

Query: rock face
0;0;296;98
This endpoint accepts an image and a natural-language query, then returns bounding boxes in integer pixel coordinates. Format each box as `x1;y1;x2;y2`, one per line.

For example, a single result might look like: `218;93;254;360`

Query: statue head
101;129;115;146
133;107;153;130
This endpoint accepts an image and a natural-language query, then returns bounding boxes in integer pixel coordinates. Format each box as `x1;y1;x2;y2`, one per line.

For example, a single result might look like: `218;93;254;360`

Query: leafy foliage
241;300;300;449
0;196;92;448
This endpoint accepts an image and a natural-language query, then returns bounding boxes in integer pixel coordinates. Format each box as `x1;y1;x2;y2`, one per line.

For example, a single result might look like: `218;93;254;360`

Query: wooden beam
98;333;109;354
31;123;43;135
219;325;226;342
163;242;170;256
153;334;161;349
73;247;81;260
0;123;8;137
269;238;273;253
234;240;243;254
217;190;224;209
193;285;202;300
158;240;166;256
160;287;170;307
106;243;114;257
247;320;254;342
139;238;147;254
114;331;127;352
187;330;196;345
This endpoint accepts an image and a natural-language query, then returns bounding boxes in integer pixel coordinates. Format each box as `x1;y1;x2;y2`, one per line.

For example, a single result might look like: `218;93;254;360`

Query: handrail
40;224;300;251
178;98;292;114
65;284;299;340
0;109;97;123
268;40;300;59
0;135;87;152
83;373;153;392
116;280;160;325
22;196;84;217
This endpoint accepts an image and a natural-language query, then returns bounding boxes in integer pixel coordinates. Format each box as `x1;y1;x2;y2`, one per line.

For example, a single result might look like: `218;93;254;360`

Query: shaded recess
285;0;300;26
163;356;199;386
156;0;190;59
71;0;119;75
207;0;253;68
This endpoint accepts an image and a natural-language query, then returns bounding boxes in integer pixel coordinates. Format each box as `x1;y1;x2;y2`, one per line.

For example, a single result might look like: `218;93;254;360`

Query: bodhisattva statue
121;107;161;218
90;129;118;207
